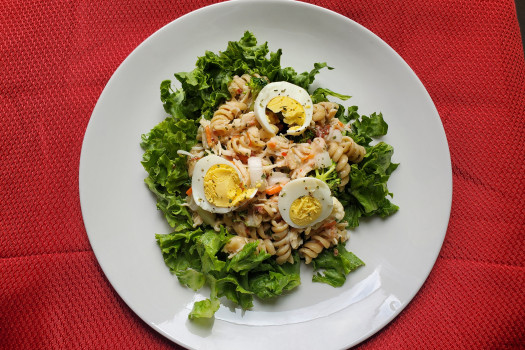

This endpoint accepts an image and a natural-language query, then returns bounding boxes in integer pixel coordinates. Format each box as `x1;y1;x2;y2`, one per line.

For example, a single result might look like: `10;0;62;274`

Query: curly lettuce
312;244;365;287
156;225;301;319
336;106;399;228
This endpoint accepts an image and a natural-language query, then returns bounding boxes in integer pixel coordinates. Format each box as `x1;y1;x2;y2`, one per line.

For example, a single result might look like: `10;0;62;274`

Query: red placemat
1;0;524;349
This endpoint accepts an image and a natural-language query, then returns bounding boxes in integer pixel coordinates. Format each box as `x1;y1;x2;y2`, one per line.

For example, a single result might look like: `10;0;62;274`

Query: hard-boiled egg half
192;155;257;214
254;81;313;136
277;177;333;228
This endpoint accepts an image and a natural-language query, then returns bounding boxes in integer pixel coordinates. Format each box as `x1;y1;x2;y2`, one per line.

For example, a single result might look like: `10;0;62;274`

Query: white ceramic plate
79;1;452;349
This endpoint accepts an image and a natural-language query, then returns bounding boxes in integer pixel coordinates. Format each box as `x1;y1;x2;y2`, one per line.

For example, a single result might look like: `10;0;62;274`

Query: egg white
191;154;255;214
277;177;333;228
254;81;313;136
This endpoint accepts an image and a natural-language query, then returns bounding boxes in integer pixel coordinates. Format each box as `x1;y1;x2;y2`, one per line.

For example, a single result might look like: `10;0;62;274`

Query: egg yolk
266;96;305;128
289;195;322;226
203;164;256;208
203;164;243;207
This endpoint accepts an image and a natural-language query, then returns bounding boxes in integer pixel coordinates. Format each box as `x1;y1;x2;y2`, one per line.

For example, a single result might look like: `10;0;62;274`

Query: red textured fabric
1;0;524;349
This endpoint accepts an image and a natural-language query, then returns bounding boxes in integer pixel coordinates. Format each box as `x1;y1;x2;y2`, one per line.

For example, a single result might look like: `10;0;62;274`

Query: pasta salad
141;32;398;319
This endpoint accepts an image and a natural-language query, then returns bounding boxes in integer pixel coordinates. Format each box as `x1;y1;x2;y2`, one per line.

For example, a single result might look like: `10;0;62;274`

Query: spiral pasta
312;101;339;125
327;141;352;188
210;100;247;134
341;135;366;163
299;222;348;264
326;135;366;188
255;196;279;222
299;234;331;264
227;135;252;157
271;219;293;264
191;211;203;228
257;238;276;255
228;74;251;100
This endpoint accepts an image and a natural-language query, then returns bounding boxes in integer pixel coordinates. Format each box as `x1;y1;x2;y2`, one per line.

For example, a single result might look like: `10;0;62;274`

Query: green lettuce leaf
353;112;388;138
311;244;364;287
156;225;302;319
195;228;231;274
341;106;388;147
338;142;399;227
248;254;301;299
349;142;398;214
215;274;254;309
141;116;198;226
247;76;268;110
338;105;361;124
189;298;221;320
332;105;400;228
176;268;206;291
155;227;202;275
310;87;351;104
226;241;272;274
276;62;333;90
189;274;221;320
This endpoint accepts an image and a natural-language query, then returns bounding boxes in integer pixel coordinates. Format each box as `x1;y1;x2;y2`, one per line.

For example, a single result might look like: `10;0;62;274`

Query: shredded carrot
301;154;315;162
205;125;213;146
265;184;282;195
267;141;277;149
338;121;344;128
186;187;193;196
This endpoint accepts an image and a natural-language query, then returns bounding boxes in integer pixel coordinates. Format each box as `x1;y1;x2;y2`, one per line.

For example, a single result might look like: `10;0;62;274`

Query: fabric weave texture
1;0;524;349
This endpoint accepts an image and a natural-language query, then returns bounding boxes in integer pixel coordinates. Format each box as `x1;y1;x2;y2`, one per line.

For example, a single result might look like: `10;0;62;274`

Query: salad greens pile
141;31;398;319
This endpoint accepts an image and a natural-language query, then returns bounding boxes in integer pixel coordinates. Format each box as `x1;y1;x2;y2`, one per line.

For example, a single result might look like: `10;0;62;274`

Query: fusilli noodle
341;135;365;163
327;141;352;188
312;102;338;124
299;222;348;264
271;219;293;264
210;100;247;134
